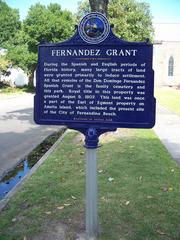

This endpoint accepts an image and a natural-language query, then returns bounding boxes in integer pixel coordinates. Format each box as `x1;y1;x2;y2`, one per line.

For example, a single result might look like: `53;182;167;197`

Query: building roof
154;23;180;42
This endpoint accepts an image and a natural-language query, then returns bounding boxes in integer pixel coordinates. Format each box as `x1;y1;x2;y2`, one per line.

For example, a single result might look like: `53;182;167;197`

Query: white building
153;23;180;86
0;48;28;87
2;68;28;87
0;48;7;56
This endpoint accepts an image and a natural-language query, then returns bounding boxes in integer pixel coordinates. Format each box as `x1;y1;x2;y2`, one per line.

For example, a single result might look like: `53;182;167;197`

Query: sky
5;0;180;23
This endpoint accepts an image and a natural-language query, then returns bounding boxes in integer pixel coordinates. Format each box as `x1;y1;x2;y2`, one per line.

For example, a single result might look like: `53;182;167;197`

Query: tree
76;0;108;22
6;30;30;71
0;0;21;46
89;0;109;15
6;3;74;87
0;55;10;82
24;3;74;52
77;0;91;22
108;0;154;42
22;3;74;86
4;28;36;88
77;0;154;42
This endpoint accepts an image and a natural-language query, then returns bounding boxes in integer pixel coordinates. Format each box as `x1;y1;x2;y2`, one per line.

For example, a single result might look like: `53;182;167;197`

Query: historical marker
34;12;156;239
34;12;155;130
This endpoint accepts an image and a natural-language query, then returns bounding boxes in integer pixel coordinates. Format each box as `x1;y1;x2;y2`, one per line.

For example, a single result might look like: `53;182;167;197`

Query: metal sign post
84;128;99;239
83;127;116;239
86;148;98;239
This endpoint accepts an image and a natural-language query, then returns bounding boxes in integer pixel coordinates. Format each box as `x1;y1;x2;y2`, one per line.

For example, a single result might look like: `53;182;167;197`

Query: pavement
153;103;180;164
0;93;62;177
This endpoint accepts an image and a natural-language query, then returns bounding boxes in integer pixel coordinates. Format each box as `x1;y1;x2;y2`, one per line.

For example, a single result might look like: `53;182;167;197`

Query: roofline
153;22;180;24
154;40;180;44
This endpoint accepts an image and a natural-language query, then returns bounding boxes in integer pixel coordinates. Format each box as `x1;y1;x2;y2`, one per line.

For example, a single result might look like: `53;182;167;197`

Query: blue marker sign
34;13;156;131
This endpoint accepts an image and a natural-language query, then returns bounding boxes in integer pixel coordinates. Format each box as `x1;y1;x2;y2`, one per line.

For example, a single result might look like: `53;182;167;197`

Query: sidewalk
153;104;180;164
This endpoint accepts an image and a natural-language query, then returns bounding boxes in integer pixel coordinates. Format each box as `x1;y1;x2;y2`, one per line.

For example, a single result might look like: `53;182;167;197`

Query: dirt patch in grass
32;222;68;240
72;133;84;145
100;128;132;144
32;210;85;240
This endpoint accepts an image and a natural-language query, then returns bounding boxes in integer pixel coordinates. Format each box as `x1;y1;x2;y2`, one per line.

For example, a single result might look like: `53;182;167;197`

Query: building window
168;56;174;76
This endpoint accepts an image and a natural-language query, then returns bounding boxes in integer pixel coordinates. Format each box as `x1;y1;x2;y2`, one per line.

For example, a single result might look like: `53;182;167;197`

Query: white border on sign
78;12;110;44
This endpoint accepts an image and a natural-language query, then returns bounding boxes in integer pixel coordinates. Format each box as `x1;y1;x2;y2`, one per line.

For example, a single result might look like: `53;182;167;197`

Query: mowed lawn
0;129;179;240
155;87;180;115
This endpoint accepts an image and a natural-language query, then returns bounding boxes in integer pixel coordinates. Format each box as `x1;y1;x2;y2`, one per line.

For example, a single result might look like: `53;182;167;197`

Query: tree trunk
28;65;36;88
28;73;34;88
89;0;109;16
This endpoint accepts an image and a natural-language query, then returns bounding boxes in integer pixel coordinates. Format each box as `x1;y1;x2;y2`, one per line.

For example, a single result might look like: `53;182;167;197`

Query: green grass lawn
0;85;35;96
0;129;179;240
155;87;180;116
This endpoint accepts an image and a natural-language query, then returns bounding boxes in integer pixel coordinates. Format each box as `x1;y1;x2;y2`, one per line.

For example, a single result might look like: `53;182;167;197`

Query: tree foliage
23;3;74;53
77;0;91;22
77;0;154;42
21;3;74;85
0;55;10;76
6;3;74;86
6;30;30;71
109;0;154;42
0;0;21;46
77;0;109;21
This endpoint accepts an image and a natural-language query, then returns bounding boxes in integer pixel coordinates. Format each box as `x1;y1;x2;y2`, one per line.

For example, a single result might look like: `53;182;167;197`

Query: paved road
154;104;180;164
0;93;62;177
